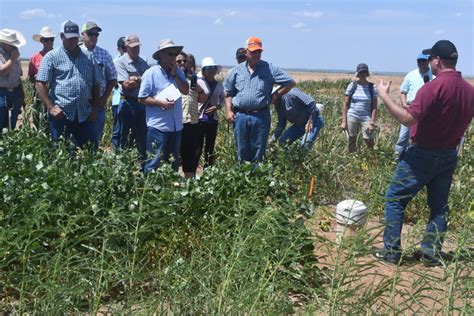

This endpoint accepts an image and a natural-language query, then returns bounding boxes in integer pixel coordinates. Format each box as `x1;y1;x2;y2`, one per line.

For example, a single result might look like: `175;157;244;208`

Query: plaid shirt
224;60;293;110
37;46;100;123
81;45;117;98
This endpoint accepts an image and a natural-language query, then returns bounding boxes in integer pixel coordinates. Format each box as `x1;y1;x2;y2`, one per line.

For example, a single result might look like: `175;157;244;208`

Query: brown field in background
22;60;472;103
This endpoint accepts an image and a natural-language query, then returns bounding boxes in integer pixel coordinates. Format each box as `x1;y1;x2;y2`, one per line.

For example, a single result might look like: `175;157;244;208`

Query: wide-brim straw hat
152;39;183;60
33;26;56;42
0;29;26;48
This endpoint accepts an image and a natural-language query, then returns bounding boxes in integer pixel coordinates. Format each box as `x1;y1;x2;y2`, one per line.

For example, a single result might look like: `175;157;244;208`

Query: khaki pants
347;119;375;152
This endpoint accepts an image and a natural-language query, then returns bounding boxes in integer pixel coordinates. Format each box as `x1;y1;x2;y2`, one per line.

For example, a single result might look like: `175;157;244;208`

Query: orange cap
246;36;263;52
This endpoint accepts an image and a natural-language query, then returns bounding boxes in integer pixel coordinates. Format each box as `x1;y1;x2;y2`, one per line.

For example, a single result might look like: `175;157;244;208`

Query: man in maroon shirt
373;40;474;267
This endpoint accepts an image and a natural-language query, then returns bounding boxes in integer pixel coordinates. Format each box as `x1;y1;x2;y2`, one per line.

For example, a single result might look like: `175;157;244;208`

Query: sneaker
372;248;401;266
413;250;444;267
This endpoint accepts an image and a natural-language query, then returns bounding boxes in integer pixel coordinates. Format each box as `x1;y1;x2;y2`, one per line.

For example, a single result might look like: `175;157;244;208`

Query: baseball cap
422;40;458;60
417;53;430;60
125;34;141;47
245;36;263;52
60;20;80;39
82;21;102;33
356;63;369;76
236;47;246;58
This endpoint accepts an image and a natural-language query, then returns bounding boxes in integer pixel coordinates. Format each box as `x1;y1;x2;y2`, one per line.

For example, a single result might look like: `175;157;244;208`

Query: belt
121;94;139;102
411;142;456;150
0;86;20;92
233;106;268;114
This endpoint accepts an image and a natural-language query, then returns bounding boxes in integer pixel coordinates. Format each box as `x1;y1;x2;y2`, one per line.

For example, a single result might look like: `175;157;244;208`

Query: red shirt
28;50;48;78
408;71;474;149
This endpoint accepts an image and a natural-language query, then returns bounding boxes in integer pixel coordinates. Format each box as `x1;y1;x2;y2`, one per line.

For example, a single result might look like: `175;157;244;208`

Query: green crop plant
0;79;471;314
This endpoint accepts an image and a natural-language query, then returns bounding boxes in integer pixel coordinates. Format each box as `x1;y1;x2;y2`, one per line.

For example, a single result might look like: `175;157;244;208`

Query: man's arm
400;92;408;109
225;94;235;123
138;96;175;109
35;80;64;118
271;80;295;105
377;80;416;126
0;48;19;76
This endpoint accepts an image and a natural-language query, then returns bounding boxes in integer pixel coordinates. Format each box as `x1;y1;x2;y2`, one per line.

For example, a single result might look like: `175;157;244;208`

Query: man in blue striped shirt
36;20;101;148
224;36;295;163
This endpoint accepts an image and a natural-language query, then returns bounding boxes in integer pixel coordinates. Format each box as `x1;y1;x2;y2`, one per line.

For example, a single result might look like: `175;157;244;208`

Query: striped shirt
36;46;100;123
345;82;378;122
81;45;117;98
182;78;207;124
224;60;293;110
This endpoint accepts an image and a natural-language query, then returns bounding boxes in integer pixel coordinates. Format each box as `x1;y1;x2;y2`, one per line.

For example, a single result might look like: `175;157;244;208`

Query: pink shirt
28;50;47;78
408;71;474;149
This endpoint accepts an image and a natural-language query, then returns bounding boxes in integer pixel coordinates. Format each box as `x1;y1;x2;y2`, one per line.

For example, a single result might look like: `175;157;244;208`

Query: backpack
348;81;374;101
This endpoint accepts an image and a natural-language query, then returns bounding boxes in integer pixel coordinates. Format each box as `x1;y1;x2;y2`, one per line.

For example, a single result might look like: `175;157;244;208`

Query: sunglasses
86;32;100;37
417;59;428;63
176;59;186;64
42;38;54;42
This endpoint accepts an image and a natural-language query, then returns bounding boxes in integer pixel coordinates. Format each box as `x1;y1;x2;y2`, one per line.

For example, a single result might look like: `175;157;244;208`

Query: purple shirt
407;71;474;149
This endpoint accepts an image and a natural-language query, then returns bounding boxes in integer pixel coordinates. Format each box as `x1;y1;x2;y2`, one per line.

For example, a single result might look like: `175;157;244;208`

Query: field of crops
1;79;472;314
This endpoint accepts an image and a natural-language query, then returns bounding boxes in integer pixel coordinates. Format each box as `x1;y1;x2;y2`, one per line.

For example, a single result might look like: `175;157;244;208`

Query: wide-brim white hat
0;29;26;48
33;26;56;42
201;57;222;72
152;39;183;60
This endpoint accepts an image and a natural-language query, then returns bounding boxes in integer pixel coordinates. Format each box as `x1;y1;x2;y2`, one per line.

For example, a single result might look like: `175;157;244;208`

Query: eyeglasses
417;59;428;63
176;59;186;64
86;32;100;37
248;50;262;55
42;38;54;42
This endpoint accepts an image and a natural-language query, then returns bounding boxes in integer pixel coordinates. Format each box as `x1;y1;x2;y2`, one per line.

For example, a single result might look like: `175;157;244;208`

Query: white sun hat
0;29;26;48
32;26;56;42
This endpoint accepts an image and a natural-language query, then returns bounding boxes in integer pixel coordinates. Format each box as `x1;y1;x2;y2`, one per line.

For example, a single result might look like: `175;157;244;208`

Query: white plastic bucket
335;199;368;244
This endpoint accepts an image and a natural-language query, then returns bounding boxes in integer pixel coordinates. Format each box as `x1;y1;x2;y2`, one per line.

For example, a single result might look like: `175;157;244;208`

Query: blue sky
1;0;473;76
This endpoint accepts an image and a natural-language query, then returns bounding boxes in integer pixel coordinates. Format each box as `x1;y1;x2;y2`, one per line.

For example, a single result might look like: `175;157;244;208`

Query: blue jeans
48;114;98;148
111;98;147;160
395;124;410;155
383;145;458;261
278;113;324;150
233;109;271;163
143;127;182;173
95;106;106;142
0;87;22;133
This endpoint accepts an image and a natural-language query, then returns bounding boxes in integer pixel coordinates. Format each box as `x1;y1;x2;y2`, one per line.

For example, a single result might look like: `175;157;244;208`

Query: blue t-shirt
345;82;377;122
400;68;434;104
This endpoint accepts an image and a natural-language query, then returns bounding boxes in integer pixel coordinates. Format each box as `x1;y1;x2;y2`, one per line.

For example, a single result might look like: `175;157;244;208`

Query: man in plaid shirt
81;21;117;141
36;20;101;148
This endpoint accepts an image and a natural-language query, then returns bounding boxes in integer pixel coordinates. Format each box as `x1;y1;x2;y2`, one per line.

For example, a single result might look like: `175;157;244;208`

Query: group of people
1;20;473;268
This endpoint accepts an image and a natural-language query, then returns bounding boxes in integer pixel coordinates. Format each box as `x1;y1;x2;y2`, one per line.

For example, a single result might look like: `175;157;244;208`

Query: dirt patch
307;206;472;314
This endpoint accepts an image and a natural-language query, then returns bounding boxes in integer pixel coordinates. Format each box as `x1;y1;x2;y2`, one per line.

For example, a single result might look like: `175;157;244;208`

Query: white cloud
434;29;445;35
225;11;237;17
292;22;311;32
292;22;306;29
214;18;223;25
294;11;323;18
455;12;462;17
20;8;58;19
